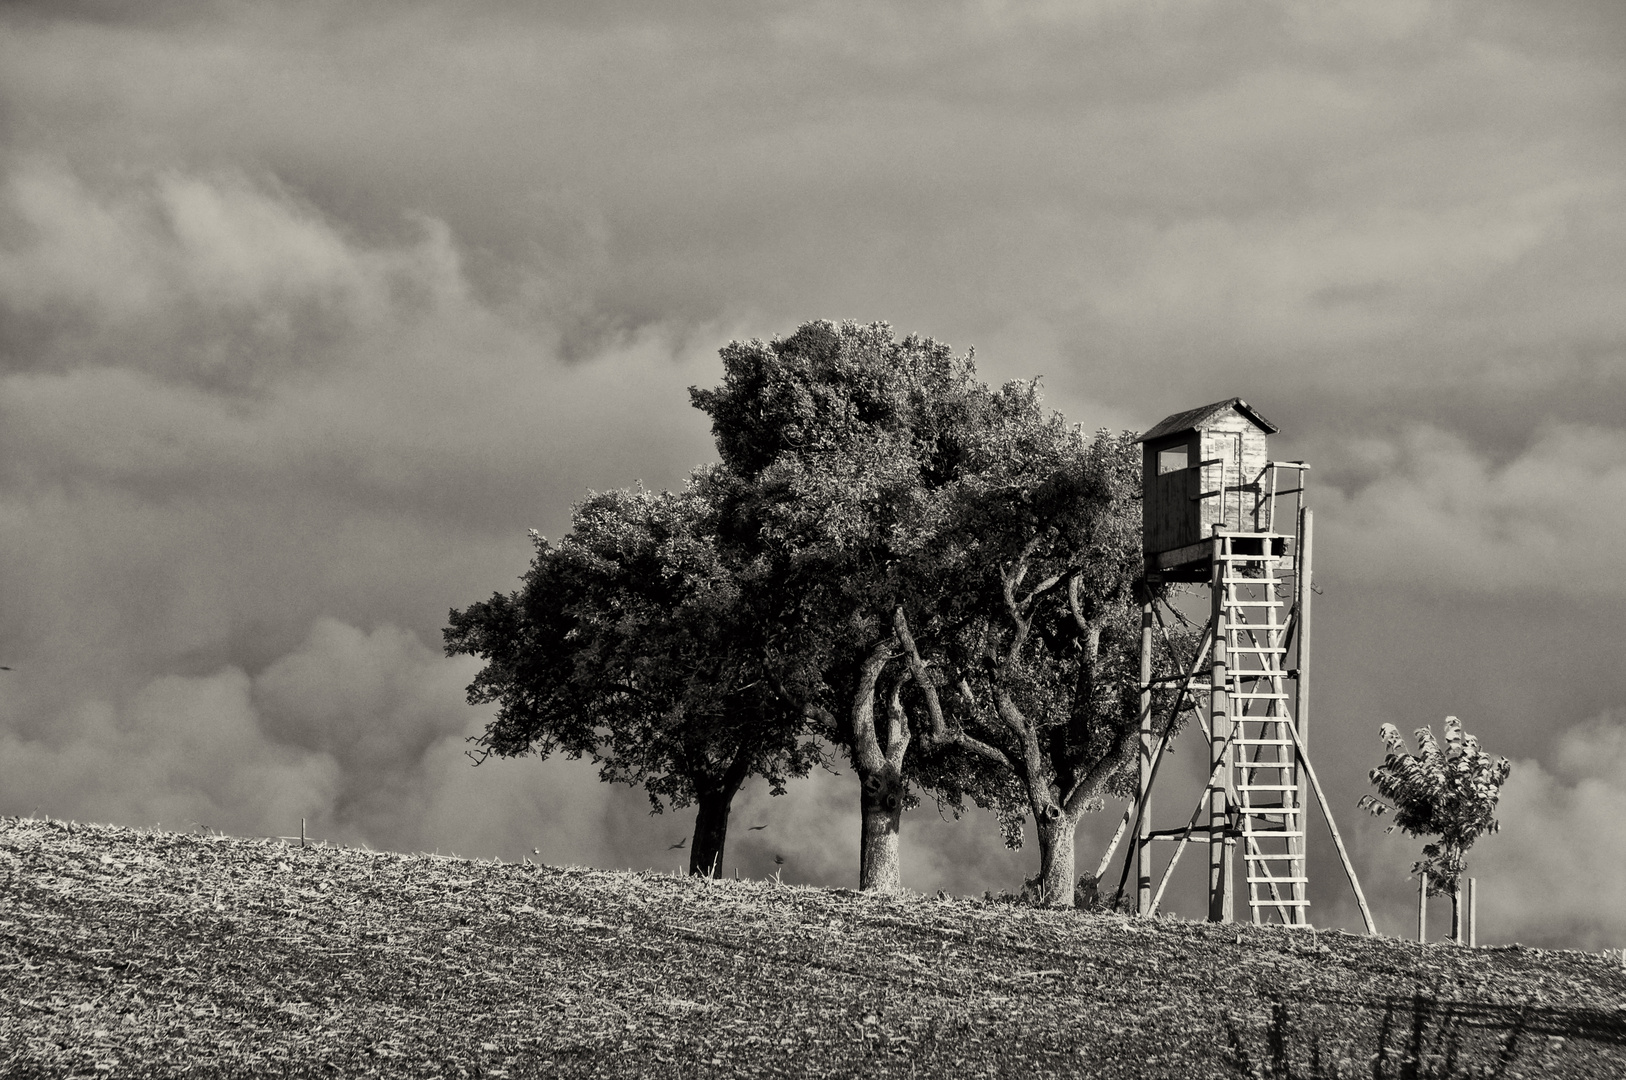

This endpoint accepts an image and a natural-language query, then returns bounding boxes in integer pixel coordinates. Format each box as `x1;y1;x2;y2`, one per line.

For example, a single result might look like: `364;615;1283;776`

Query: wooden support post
300;817;306;849
1418;876;1427;943
1451;881;1464;945
1137;598;1154;915
1112;619;1213;911
1468;878;1477;947
1208;538;1231;923
1296;508;1313;753
1293;508;1313;924
1280;716;1379;935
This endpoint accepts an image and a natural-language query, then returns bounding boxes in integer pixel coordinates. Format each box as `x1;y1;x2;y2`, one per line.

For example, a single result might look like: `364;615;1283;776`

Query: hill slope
2;816;1623;1078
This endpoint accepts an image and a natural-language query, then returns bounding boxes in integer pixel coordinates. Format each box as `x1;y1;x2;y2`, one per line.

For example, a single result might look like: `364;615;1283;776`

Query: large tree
444;475;817;877
691;320;1185;898
692;320;1011;891
890;421;1198;906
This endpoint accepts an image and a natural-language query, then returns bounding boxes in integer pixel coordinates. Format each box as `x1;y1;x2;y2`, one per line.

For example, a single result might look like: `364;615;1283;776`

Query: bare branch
849;638;895;775
891;607;949;742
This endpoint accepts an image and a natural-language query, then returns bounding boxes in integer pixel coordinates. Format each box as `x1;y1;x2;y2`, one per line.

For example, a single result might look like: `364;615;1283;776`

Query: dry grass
2;815;1624;1078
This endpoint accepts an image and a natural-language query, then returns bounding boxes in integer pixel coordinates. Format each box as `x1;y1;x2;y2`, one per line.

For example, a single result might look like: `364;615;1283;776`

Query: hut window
1157;446;1188;474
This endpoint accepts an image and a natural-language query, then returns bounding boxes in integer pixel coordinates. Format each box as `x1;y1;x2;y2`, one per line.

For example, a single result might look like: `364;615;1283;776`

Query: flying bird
747;824;768;831
772;854;786;866
668;838;688;850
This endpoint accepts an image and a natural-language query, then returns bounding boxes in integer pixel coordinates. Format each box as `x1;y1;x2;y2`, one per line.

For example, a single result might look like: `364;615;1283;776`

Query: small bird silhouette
747;824;768;831
668;838;688;850
772;853;786;866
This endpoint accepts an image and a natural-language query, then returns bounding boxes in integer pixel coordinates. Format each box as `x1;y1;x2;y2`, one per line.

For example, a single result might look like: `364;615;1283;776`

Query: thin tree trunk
1035;807;1081;907
1450;880;1464;944
688;788;736;877
687;743;754;878
857;763;905;892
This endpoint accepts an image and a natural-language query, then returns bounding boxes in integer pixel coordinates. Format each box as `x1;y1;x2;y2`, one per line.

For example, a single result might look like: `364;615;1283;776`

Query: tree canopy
1360;716;1512;899
691;321;1002;890
444;474;817;876
692;320;1190;900
451;317;1181;900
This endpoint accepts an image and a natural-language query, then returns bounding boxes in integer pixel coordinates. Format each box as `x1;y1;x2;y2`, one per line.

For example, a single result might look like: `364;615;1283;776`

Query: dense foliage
691;321;1029;891
444;476;816;876
692;320;1194;902
452;317;1190;898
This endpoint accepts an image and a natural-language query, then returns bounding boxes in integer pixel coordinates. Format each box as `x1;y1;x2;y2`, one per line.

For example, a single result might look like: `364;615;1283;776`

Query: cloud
6;0;1622;408
0;614;627;861
0;667;341;837
0;0;1622;945
1316;424;1626;596
1476;715;1626;950
1354;713;1626;950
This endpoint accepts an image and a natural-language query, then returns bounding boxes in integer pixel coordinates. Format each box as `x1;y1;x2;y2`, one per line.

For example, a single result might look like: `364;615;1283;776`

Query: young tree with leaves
444;475;817;877
1359;716;1512;940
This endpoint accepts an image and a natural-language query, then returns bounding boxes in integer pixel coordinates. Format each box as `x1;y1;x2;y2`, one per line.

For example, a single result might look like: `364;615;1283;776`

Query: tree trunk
1450;880;1464;944
688;788;736;877
857;763;905;893
1034;807;1081;907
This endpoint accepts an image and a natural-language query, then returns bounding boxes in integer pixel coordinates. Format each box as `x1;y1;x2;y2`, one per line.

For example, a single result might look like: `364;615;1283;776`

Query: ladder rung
1247;876;1309;884
1230;693;1290;700
1238;784;1300;791
1242;830;1304;838
1247;899;1312;907
1234;738;1294;745
1246;853;1303;861
1227;647;1287;654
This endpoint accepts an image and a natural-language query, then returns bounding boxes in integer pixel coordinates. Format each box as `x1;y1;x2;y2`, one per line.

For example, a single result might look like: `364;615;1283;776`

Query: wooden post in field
1468;878;1478;947
1417;876;1427;943
300;818;306;849
1451;881;1464;944
1137;598;1154;915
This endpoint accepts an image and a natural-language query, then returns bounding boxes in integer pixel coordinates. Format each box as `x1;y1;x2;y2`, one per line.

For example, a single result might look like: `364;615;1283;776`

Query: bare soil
2;816;1623;1078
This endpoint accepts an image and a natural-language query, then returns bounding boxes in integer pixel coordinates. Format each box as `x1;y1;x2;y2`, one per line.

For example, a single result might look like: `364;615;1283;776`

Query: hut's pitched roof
1138;397;1277;442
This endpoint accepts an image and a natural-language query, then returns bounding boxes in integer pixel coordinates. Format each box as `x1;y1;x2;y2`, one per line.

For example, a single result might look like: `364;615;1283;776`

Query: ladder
1216;534;1309;925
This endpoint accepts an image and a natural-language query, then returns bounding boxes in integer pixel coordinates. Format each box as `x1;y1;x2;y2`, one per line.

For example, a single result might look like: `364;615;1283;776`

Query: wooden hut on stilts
1125;398;1376;931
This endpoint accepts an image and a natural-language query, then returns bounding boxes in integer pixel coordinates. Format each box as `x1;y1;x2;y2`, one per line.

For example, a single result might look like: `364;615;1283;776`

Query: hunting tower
1124;398;1373;932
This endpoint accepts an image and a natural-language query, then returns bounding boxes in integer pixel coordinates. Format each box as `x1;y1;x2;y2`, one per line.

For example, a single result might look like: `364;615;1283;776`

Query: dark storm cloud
0;0;1622;940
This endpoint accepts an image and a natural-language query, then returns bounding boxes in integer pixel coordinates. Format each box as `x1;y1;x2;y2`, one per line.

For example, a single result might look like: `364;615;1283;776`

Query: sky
1;0;1623;950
